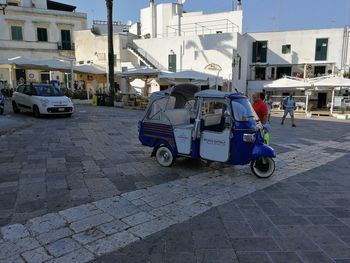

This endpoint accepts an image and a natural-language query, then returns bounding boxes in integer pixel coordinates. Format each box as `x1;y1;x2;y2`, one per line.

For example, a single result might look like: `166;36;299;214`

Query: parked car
12;83;74;117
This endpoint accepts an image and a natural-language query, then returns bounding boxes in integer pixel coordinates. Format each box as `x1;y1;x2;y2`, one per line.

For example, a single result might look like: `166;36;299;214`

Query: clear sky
63;0;350;32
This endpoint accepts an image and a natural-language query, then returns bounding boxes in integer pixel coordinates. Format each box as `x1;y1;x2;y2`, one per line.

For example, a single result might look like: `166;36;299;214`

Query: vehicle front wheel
250;157;275;179
0;108;3;115
33;105;41;118
155;146;174;167
12;102;20;114
65;113;72;118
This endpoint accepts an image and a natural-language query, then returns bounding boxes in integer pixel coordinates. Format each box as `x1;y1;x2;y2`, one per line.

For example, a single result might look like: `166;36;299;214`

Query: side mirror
224;110;231;118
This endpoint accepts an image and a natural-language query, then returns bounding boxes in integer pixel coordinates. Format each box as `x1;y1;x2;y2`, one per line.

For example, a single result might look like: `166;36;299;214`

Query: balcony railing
57;42;75;51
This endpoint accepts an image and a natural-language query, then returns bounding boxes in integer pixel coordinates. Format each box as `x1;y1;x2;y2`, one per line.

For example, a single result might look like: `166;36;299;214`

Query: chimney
150;0;156;38
237;0;242;11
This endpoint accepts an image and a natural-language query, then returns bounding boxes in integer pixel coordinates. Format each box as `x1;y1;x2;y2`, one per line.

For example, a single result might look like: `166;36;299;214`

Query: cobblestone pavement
0;105;214;227
0;105;350;262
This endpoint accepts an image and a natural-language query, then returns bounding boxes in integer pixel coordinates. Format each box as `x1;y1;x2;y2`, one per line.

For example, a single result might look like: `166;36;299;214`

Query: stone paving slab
95;153;350;263
0;133;349;262
1;105;350;229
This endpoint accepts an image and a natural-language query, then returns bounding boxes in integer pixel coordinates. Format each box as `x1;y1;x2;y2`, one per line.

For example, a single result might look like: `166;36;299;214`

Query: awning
0;57;106;75
264;76;312;90
312;76;350;87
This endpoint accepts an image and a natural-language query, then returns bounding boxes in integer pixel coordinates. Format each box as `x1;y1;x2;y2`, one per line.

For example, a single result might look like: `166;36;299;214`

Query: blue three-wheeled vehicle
138;84;276;178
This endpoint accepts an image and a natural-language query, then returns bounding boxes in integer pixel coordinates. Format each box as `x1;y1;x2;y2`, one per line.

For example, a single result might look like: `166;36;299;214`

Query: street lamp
106;0;115;106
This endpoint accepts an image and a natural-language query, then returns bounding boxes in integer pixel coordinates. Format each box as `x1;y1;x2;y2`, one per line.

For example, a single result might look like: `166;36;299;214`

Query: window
238;57;241;80
252;41;267;63
11;26;23;41
37;28;48;42
23;85;32;95
60;30;71;50
271;67;275;79
114;55;117;67
255;67;266;80
315;38;328;61
231;99;257;122
277;67;292;78
282;44;291;54
168;54;176;72
314;66;326;77
78;61;84;65
7;0;19;6
122;67;128;72
17;85;25;93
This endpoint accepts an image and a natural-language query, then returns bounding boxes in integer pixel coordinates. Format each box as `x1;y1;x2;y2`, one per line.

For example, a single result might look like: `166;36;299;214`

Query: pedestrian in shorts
281;93;296;127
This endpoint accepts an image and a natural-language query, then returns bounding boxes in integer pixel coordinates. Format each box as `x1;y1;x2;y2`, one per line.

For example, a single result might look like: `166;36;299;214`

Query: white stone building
0;0;87;86
246;27;350;95
72;0;350;102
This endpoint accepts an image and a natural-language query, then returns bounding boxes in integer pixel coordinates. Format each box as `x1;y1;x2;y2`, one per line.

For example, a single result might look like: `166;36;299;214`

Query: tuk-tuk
138;84;276;178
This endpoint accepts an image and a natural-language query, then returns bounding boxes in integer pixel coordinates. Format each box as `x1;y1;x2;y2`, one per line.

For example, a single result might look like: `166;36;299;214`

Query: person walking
281;93;296;127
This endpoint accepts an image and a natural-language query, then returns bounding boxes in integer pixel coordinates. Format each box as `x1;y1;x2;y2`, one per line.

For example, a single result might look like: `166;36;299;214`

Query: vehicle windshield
231;98;258;122
33;85;63;97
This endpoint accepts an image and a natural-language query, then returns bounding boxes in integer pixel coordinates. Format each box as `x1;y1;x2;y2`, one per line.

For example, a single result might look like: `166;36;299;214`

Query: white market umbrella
312;76;350;87
264;76;312;90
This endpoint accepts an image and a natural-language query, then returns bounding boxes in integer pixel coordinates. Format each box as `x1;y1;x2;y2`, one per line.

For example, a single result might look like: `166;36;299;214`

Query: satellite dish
178;0;186;4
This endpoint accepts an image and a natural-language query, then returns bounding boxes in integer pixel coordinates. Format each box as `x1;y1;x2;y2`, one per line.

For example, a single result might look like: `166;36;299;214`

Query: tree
106;0;115;106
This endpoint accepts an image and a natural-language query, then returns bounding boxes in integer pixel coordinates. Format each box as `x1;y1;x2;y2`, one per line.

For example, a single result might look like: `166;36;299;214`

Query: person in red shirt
252;92;268;124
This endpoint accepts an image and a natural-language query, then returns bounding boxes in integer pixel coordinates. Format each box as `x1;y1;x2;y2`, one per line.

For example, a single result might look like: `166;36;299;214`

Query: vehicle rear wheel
250;157;275;179
12;102;20;114
33;105;41;118
156;146;174;167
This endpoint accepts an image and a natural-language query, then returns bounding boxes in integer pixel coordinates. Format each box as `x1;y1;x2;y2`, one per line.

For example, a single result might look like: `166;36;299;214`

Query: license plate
58;108;65;112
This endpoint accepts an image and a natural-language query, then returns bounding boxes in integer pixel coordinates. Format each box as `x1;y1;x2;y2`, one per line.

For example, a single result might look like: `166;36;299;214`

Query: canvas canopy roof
149;84;199;108
312;76;350;87
264;76;311;90
0;57;106;75
195;90;232;99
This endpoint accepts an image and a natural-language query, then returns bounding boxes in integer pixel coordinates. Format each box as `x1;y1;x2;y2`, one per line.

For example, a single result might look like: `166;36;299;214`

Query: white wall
246;28;346;67
0;3;87;85
140;3;243;38
133;32;250;93
74;31;139;72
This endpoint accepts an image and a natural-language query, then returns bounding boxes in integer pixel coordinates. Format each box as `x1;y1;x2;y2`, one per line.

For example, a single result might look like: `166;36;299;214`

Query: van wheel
12;102;20;113
33;105;41;118
156;146;174;167
251;157;275;179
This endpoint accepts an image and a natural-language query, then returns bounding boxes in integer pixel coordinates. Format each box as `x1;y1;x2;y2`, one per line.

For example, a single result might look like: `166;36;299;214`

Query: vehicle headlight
243;133;256;143
39;99;49;107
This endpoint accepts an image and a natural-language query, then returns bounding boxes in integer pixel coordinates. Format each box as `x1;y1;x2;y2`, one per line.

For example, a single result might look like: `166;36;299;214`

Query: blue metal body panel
230;121;257;165
139;122;177;155
191;139;200;159
252;143;276;160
